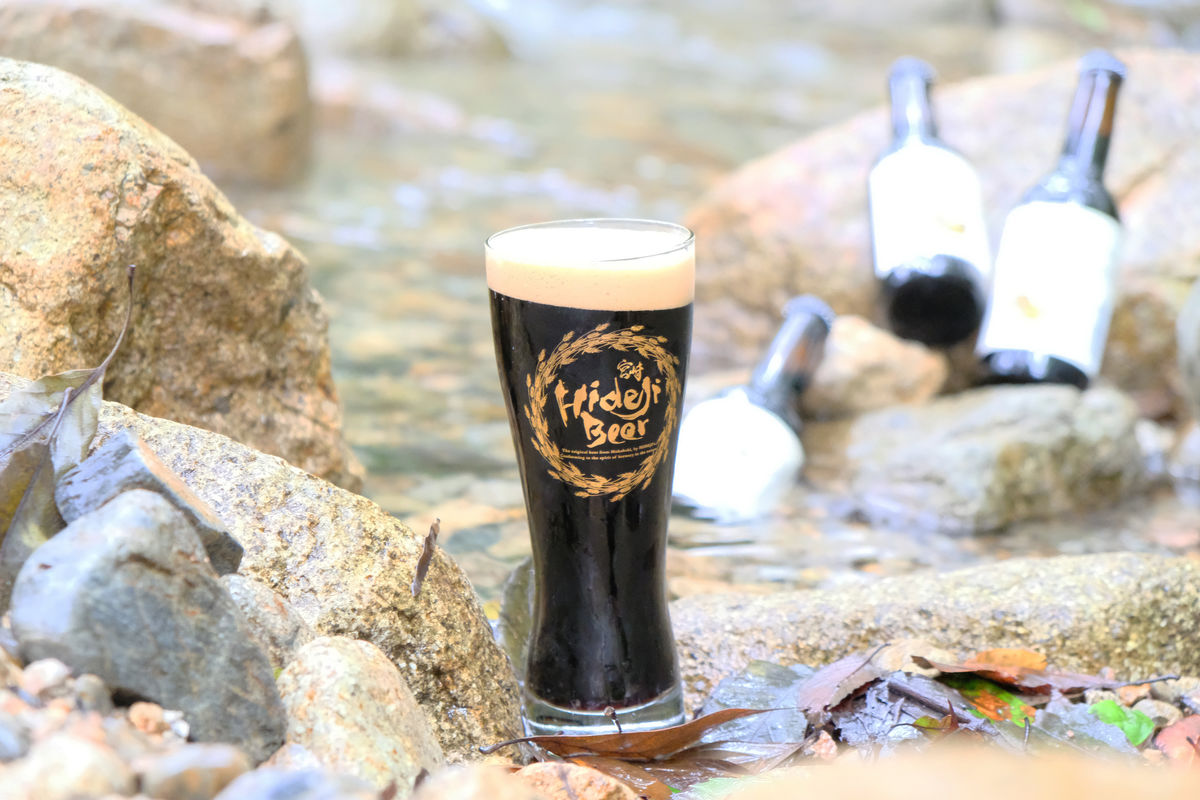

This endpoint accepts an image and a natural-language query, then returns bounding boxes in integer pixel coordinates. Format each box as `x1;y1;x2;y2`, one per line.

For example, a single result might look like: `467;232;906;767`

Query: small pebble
1083;689;1120;706
1133;698;1184;730
1151;676;1200;706
1117;684;1151;706
139;743;252;800
75;674;115;714
20;659;72;700
516;761;638;800
212;768;377;800
130;702;168;735
0;709;31;761
3;732;136;799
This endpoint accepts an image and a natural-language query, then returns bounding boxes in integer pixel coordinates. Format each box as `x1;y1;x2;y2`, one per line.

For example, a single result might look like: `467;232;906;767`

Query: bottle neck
1057;68;1122;182
889;70;937;143
747;297;833;429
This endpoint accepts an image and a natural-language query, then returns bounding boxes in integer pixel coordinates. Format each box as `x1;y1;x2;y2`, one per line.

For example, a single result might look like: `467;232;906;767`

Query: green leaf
1089;699;1155;747
940;674;1035;727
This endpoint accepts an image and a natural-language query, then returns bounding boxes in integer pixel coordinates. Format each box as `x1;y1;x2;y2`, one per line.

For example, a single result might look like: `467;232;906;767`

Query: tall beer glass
487;219;693;734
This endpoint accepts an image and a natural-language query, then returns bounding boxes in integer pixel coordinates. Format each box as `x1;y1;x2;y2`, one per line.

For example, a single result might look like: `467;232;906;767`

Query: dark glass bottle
976;50;1126;389
672;295;833;522
869;57;991;347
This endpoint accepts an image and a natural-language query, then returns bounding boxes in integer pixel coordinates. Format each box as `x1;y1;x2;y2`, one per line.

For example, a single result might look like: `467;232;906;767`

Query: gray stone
0;1;311;184
670;553;1200;712
1133;698;1183;730
9;489;285;762
213;768;378;800
0;372;523;761
1152;676;1200;706
57;428;243;575
2;732;136;799
0;709;30;761
277;637;444;790
139;743;253;800
0;59;359;489
686;50;1200;416
74;674;114;714
220;575;315;672
845;385;1145;533
800;315;948;420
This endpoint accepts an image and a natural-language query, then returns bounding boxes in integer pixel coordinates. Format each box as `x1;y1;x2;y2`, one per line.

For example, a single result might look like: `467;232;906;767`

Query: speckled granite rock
413;766;551;800
0;372;524;762
687;49;1200;416
277;637;444;790
221;574;316;672
0;1;311;183
671;553;1200;711
1;733;137;799
846;384;1144;533
517;762;638;800
0;58;358;489
800;315;948;419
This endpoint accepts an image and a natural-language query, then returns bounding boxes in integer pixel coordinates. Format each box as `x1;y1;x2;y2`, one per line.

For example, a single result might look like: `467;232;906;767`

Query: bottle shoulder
1022;172;1119;220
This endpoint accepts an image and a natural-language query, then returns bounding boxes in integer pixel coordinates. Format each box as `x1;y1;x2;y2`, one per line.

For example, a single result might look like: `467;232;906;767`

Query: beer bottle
869;57;991;347
672;295;833;523
976;50;1126;388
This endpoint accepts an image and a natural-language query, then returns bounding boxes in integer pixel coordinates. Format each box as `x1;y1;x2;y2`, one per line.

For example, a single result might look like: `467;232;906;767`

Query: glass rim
485;218;695;264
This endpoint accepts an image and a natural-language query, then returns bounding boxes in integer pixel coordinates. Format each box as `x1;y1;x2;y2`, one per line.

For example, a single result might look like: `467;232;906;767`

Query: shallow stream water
230;1;1200;605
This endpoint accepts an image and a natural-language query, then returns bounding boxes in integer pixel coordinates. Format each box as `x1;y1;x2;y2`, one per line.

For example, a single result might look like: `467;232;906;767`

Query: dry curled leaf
410;518;440;598
480;707;770;760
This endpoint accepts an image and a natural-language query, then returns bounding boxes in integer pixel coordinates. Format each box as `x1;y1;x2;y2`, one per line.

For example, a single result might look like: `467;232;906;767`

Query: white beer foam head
486;219;695;311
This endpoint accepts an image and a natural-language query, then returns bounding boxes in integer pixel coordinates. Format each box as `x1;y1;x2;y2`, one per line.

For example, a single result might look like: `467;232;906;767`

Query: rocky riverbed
6;0;1200;798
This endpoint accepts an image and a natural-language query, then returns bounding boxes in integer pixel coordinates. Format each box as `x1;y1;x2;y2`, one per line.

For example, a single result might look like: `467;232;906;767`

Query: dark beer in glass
486;218;693;734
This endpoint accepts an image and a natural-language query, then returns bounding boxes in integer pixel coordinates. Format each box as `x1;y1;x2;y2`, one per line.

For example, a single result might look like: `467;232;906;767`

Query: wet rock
138;743;253;800
800;315;948;419
277;636;444;790
686;50;1200;415
0;372;523;761
2;732;136;799
0;1;310;184
671;553;1200;711
10;489;286;762
846;385;1144;533
220;575;315;671
0;59;359;489
57;428;243;575
412;766;551;800
213;768;378;800
516;762;638;800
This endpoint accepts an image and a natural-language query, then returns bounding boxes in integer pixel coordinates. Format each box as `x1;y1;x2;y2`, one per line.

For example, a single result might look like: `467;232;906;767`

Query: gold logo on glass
523;323;681;501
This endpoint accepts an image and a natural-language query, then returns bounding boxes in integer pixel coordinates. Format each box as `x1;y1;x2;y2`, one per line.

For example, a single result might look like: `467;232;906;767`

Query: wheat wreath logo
523;323;681;501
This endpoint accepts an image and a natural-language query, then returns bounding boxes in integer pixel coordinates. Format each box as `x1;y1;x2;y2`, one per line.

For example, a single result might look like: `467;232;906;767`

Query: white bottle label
868;143;992;284
977;200;1122;377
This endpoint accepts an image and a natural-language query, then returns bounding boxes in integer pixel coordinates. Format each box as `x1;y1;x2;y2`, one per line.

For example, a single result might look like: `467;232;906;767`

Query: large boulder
687;49;1200;414
0;1;311;185
0;58;359;488
0;372;524;762
0;0;314;183
671;552;1200;711
843;384;1145;533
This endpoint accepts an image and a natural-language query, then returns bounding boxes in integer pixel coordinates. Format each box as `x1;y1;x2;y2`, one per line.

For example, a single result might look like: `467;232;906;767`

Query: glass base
522;683;685;736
